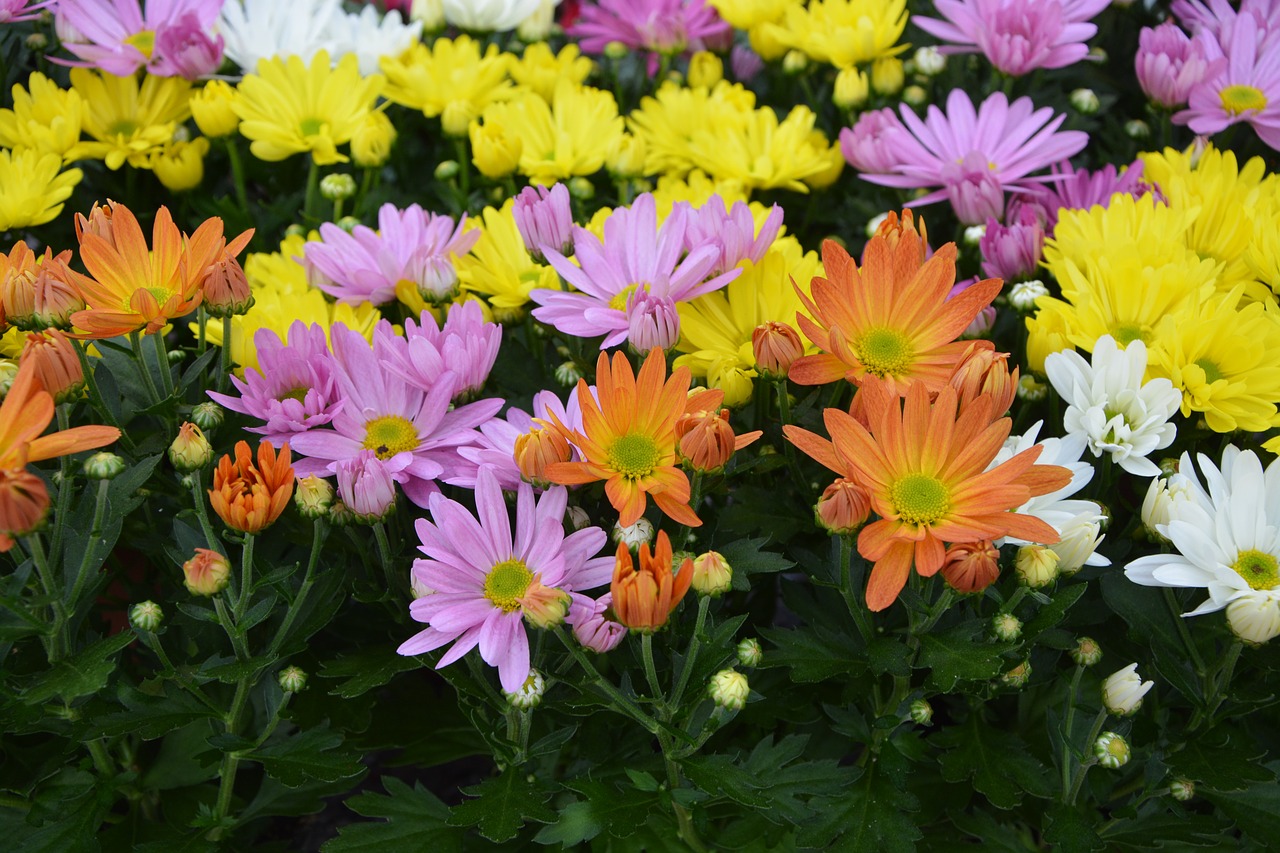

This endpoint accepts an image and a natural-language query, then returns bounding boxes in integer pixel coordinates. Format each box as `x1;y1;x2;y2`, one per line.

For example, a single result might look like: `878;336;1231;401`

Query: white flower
963;224;986;245
913;45;946;76
1126;446;1280;619
517;0;558;40
1045;335;1180;477
218;0;344;72
1101;662;1153;715
328;5;423;76
612;517;655;550
1053;513;1107;575
1009;279;1048;312
443;0;558;31
411;0;446;28
1140;472;1197;539
1226;594;1280;644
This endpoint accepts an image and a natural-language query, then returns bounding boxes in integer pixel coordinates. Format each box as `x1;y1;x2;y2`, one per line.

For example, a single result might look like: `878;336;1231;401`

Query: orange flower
0;241;83;330
20;329;83;402
0;468;50;551
514;422;573;487
788;209;1002;397
949;343;1017;416
676;387;762;473
751;321;804;378
785;379;1071;611
545;348;701;528
815;477;872;534
209;440;295;533
610;530;693;632
940;540;1001;593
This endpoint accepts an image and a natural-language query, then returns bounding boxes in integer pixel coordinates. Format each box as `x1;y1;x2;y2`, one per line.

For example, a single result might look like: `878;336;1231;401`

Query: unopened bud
691;550;732;596
1071;636;1103;667
709;669;749;711
832;67;869;110
752;321;803;378
1093;731;1130;768
434;160;460;181
294;475;335;518
1125;119;1150;140
1070;88;1100;114
1015;545;1059;588
909;698;933;725
568;176;595;199
1102;662;1154;716
320;173;357;201
336;215;361;233
612;517;655;550
736;637;762;668
183;548;231;596
278;666;308;693
870;57;904;95
1017;374;1048;401
191;401;224;432
169;422;213;472
782;50;808;75
555;361;583;386
1001;660;1032;688
130;600;164;632
991;612;1022;642
1009;279;1049;313
902;85;928;106
506;668;546;709
913;46;946;76
604;41;628;60
964;224;987;246
84;451;126;480
566;505;591;530
1170;778;1195;801
25;33;48;50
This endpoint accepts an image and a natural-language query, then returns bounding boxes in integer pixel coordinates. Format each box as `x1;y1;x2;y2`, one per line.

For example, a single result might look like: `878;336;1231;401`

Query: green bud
736;638;763;668
129;600;164;632
191;401;224;432
84;452;127;480
278;666;308;693
320;173;357;201
434;160;460;181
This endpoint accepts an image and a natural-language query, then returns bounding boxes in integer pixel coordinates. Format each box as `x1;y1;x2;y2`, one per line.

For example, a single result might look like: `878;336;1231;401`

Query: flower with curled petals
209;440;295;534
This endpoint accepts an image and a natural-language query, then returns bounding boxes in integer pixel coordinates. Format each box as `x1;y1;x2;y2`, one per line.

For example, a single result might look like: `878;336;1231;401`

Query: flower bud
782;50;808;75
320;173;357;201
1071;636;1103;667
1141;474;1193;541
708;669;749;710
352;109;396;168
1170;778;1195;801
815;478;871;535
1070;88;1100;114
0;467;49;539
513;183;574;263
191;401;224;433
568;592;627;652
169;422;214;472
604;41;629;60
335;450;396;523
555;361;583;386
568;176;595;200
1001;660;1032;688
1009;279;1049;313
612;517;655;550
183;548;231;596
470;121;523;179
190;79;239;137
84;452;126;480
1;247;83;330
506;668;546;709
913;46;946;76
410;0;445;29
870;57;904;95
902;84;927;106
676;406;738;473
201;255;253;318
604;133;647;179
909;698;933;725
865;213;889;238
1094;732;1130;769
278;666;308;693
1125;119;1151;140
441;100;477;137
1016;374;1048;401
516;0;555;40
1226;594;1280;645
687;51;723;88
25;32;48;50
434;160;460;181
130;600;164;632
515;423;573;487
1102;663;1154;716
152;138;209;192
963;224;987;246
566;505;591;530
941;539;1001;593
519;579;571;629
611;531;691;632
294;475;335;518
832;67;869;110
752;321;803;379
736;637;762;668
691;550;732;596
20;329;84;403
1015;545;1058;588
991;612;1022;642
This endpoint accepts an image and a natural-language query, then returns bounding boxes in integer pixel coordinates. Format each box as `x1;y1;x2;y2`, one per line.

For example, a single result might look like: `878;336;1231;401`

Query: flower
1044;335;1181;477
708;669;749;710
570;0;731;58
168;422;214;472
567;591;627;652
543;348;703;528
1094;732;1130;769
681;197;784;278
753;321;804;379
398;469;614;691
784;379;1072;611
1175;14;1280;150
0;72;84;159
335;450;397;521
611;529;694;631
940;540;1001;593
991;612;1022;642
380;36;516;125
815;478;873;535
327;4;423;77
66;67;191;172
379;301;501;402
1227;594;1280;644
182;548;231;596
209;440;295;534
0;149;83;231
980;209;1045;282
1015;544;1059;588
56;0;224;78
1071;636;1103;666
675;390;762;472
1136;22;1213;109
914;0;1111;77
455;200;561;320
295;474;335;517
0;1;49;23
1140;472;1194;539
506;668;546;708
512;183;574;263
691;550;732;596
761;0;908;69
1102;663;1154;716
839;108;908;174
0;243;82;331
151;137;210;192
217;0;343;72
443;0;555;30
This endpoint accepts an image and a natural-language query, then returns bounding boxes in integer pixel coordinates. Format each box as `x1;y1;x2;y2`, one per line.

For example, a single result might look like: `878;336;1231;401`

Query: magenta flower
303;203;480;306
839;108;910;174
55;0;224;79
731;45;764;81
1176;13;1280;151
288;324;503;506
1136;22;1214;109
0;0;52;23
1174;0;1280;38
683;197;784;277
1014;159;1152;234
980;207;1044;282
513;183;574;264
398;468;615;692
378;301;502;402
854;90;1089;226
207;322;342;445
915;0;1110;76
569;0;731;58
529;193;741;349
457;386;596;491
567;592;627;653
336;450;397;521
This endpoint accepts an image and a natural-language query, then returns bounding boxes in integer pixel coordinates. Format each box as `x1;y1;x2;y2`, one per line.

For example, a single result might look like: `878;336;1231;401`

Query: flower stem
218;315;233;392
235;533;256;625
226;138;250;215
1164;588;1207;678
554;627;659;734
373;521;396;594
1060;664;1085;799
670;596;710;711
151;330;175;399
66;479;111;624
69;339;123;434
214;595;250;662
129;330;163;407
641;632;663;705
271;519;329;655
1067;707;1109;805
27;534;67;661
839;534;873;644
209;677;252;841
189;471;221;550
303;156;321;222
663;750;709;853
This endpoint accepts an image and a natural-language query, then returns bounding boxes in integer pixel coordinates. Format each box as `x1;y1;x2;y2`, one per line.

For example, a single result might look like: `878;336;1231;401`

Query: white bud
1140;474;1195;541
1226;594;1280;645
1051;513;1107;575
566;506;592;531
1093;731;1130;768
507;669;546;709
1009;279;1049;312
1070;88;1100;114
709;669;750;711
612;517;655;550
963;224;987;246
1102;662;1154;716
913;46;946;76
1017;374;1048;401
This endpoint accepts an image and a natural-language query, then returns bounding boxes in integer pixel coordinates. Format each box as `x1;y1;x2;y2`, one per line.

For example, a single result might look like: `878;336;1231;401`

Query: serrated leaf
624;769;659;792
718;537;795;592
795;761;917;852
533;779;656;845
1098;812;1233;849
323;777;462;853
243;725;366;787
199;655;271;684
759;625;865;682
918;623;1011;691
317;648;420;699
867;638;912;676
92;684;219;739
1045;805;1105;853
22;631;134;704
1022;581;1087;641
447;768;557;843
1202;777;1280;846
935;713;1053;809
1167;728;1273;792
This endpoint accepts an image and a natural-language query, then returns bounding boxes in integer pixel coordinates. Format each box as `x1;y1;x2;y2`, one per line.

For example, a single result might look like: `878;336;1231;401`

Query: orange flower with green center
784;379;1072;611
789;211;1003;397
545;348;701;528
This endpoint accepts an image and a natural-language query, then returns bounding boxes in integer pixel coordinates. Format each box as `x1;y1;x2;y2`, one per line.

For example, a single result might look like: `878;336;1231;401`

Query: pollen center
1220;84;1268;115
300;117;326;137
361;414;418;460
124;29;156;59
856;327;914;377
1110;323;1149;346
484;559;533;612
608;433;660;480
1232;549;1279;590
890;473;950;526
1193;358;1224;384
608;283;645;312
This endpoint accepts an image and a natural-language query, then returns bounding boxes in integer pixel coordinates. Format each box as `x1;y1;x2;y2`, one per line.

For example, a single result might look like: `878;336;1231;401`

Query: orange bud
200;255;253;318
815;478;871;534
950;342;1017;416
518;577;571;629
74;200;119;247
0;467;50;543
209;440;295;534
0;243;83;330
872;208;928;266
514;422;572;487
182;547;231;596
676;407;738;473
940;540;1001;593
169;422;214;472
20;329;83;403
752;321;804;378
610;530;692;632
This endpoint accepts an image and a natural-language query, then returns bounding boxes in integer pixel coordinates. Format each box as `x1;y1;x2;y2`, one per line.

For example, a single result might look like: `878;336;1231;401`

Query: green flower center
484;559;533;612
1194;358;1224;384
856;327;913;378
890;473;950;526
608;433;660;480
1220;85;1268;116
124;29;155;59
1232;549;1279;591
1111;323;1149;346
281;386;310;403
300;117;326;137
361;414;418;460
109;120;139;137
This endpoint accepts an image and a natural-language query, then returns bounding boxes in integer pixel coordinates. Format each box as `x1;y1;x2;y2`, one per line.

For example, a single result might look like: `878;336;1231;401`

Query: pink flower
336;450;397;520
1174;0;1280;38
682;197;784;277
627;291;681;353
980;207;1044;282
569;0;730;57
567;592;627;652
839;108;909;174
207;321;343;444
398;468;615;692
855;90;1089;226
303;203;480;306
151;13;224;78
1175;13;1280;151
731;45;764;81
939;150;1008;224
915;0;1110;76
0;0;52;23
1136;23;1214;109
1015;159;1153;234
513;183;574;264
457;386;596;490
55;0;223;79
378;301;502;402
530;193;741;349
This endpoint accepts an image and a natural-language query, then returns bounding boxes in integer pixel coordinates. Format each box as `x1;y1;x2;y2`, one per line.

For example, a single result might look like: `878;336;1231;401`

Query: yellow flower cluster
0;73;86;228
1032;145;1280;443
711;0;909;68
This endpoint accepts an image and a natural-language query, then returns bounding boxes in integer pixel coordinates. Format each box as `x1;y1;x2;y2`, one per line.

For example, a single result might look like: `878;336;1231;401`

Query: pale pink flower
336;450;397;520
1136;23;1214;109
730;45;764;81
378;301;502;402
569;0;731;57
1176;13;1280;151
55;0;224;79
1;0;52;23
627;291;681;353
980;206;1044;282
567;592;627;653
839;108;910;175
457;386;596;491
1174;0;1280;39
915;0;1110;76
513;183;574;264
682;197;784;277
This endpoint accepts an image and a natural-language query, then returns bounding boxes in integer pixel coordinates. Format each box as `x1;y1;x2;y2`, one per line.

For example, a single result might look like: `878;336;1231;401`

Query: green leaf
795;761;918;851
624;769;660;792
760;625;865;683
92;684;219;739
1167;728;1274;792
935;713;1053;809
22;631;135;704
1099;811;1233;849
717;537;795;592
317;647;421;699
323;777;462;853
243;725;366;788
866;638;912;676
447;768;557;843
17;769;110;853
1202;773;1280;845
1022;581;1088;641
917;622;1011;691
533;779;656;845
1044;804;1105;853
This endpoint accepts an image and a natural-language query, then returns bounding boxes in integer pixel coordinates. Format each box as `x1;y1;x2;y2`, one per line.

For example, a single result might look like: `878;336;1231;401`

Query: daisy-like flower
789;211;1003;398
785;379;1071;611
682;197;784;277
380;36;517;130
56;0;224;78
1176;13;1280;151
209;440;295;534
377;301;502;401
544;348;703;528
853;90;1089;225
0;150;83;231
1044;335;1182;477
0;72;85;160
570;0;731;58
762;0;909;69
530;193;740;349
218;0;343;72
304;203;479;306
328;4;424;77
0;1;50;23
914;0;1111;77
397;467;615;692
1126;446;1280;642
443;0;557;31
458;386;595;490
1012;160;1151;236
66;68;191;171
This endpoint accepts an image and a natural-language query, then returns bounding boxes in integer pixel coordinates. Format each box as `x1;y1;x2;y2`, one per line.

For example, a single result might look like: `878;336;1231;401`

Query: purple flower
378;301;502;402
513;183;574;264
0;0;51;24
730;44;764;82
456;386;595;491
207;321;343;444
682;197;784;277
336;450;397;521
569;0;731;58
915;0;1110;76
567;592;627;653
55;0;223;79
1174;0;1280;38
980;207;1045;281
939;150;1008;224
1016;159;1152;233
1136;22;1213;109
150;12;223;78
303;203;480;306
398;468;615;691
1176;13;1280;151
839;108;909;174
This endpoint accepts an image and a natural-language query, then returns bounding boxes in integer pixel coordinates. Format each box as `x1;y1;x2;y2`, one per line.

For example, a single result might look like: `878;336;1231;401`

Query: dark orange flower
20;329;83;403
751;321;804;378
940;540;1001;593
209;440;295;533
514;422;573;487
0;241;83;330
676;388;762;473
815;477;872;534
0;467;50;551
610;530;693;632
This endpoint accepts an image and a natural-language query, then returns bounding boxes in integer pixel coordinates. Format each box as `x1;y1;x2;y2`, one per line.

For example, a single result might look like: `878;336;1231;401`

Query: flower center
1193;358;1223;384
361;414;418;460
281;386;310;403
856;327;913;377
608;283;645;312
1220;85;1268;116
110;120;139;137
484;559;533;612
1232;549;1279;590
300;117;325;137
1110;323;1149;346
124;29;156;59
607;433;660;480
890;473;950;526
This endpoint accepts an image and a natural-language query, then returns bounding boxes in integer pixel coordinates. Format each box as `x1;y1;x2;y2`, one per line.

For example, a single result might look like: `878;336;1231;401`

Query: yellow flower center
124;285;174;312
1220;85;1268;115
890;473;950;526
361;415;419;460
608;433;660;480
124;29;156;59
1232;549;1279;590
608;283;645;312
281;386;310;403
856;327;913;378
1110;323;1149;346
1194;358;1223;384
484;559;533;612
110;120;139;137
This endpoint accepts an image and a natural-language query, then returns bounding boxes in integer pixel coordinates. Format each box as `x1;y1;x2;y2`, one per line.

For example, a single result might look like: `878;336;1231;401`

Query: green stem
213;595;250;662
86;739;114;779
129;330;163;407
1002;585;1030;614
27;535;67;661
373;521;396;594
197;308;208;355
252;692;293;748
271;519;328;655
226;138;250;215
218;315;233;392
916;589;955;634
839;535;873;644
332;197;345;222
235;534;256;625
670;596;710;711
664;752;709;853
67;479;111;616
303;156;321;222
554;627;659;734
641;632;663;705
189;471;221;550
138;628;222;714
151;331;175;399
1067;707;1109;805
209;677;252;841
69;339;119;426
1164;588;1207;677
454;137;470;202
1060;664;1085;799
356;167;375;217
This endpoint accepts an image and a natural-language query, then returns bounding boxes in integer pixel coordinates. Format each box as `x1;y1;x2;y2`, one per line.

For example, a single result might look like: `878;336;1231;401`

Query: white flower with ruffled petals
328;5;423;76
443;0;558;31
218;0;344;72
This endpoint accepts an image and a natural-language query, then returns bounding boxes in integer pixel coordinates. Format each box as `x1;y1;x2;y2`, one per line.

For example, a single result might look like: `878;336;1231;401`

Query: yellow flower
150;136;210;191
0;73;84;160
351;109;397;168
1046;192;1202;287
233;52;383;165
380;36;516;121
687;51;723;88
476;82;624;184
765;0;909;68
469;120;522;178
649;170;749;217
454;200;560;320
190;79;239;138
510;43;593;102
1024;304;1073;376
0;149;83;230
686;104;836;192
68;69;191;170
628;81;755;178
708;0;793;29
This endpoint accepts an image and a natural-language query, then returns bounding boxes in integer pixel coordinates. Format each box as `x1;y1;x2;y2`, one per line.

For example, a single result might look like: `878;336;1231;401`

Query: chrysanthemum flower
458;385;595;490
567;590;627;652
760;0;909;69
789;212;1003;398
687;104;840;193
610;529;694;632
509;42;594;102
0;149;83;231
0;73;84;160
0;241;83;331
327;4;423;77
217;0;343;72
209;440;295;534
380;37;517;131
454;200;561;322
56;0;224;79
67;68;191;171
627;81;757;178
443;0;557;31
784;380;1071;611
233;51;383;165
1012;159;1151;237
570;0;731;58
1177;13;1280;151
1136;22;1213;109
683;197;784;277
398;468;614;692
0;0;50;23
377;301;501;401
544;348;703;528
915;0;1110;77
